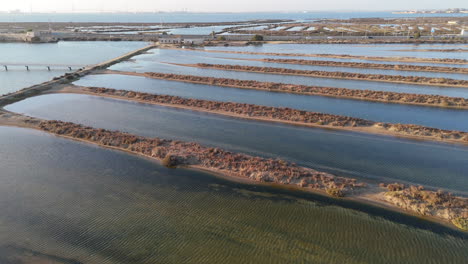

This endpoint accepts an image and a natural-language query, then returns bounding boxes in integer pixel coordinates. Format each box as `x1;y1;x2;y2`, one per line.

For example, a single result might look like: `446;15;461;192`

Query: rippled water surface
0;41;148;95
0;126;467;264
2;37;468;263
6;94;468;193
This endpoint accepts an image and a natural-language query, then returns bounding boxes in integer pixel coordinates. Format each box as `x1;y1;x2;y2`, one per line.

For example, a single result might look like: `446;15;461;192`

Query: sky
0;0;466;13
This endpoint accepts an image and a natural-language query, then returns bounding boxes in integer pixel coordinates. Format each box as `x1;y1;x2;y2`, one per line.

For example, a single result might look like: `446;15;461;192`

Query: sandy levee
181;63;468;88
237;58;468;74
167;47;468;65
103;70;468;110
0;112;466;231
55;85;468;146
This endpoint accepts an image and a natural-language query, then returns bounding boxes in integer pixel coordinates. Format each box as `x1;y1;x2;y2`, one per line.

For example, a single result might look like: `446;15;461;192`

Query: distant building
29;30;56;37
158;35;204;45
159;36;182;44
26;31;40;39
447;21;459;25
25;31;57;42
182;38;205;45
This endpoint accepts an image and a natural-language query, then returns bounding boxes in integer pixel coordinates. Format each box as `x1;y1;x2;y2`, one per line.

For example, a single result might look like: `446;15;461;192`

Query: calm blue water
221;58;468;80
166;24;248;35
75;74;468;131
1;70;69;94
119;47;468;79
198;48;467;68
109;49;468;98
1;126;466;263
2;12;468;263
6;93;468;193
0;41;148;95
0;41;147;65
207;43;468;60
2;12;466;23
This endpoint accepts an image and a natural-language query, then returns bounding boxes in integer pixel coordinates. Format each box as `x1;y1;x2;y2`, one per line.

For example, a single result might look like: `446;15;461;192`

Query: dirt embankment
141;72;468;109
394;49;468;53
207;39;468;46
259;58;468;74
31;119;468;230
381;183;467;230
292;39;468;45
82;86;468;144
1;111;465;230
180;48;468;65
191;63;468;87
38;120;365;197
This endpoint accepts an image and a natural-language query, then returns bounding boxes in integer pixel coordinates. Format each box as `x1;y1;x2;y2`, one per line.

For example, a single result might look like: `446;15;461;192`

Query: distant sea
1;12;467;23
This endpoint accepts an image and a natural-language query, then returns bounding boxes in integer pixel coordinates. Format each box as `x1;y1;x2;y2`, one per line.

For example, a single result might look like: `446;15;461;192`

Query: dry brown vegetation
84;87;468;143
5;116;461;229
395;49;468;53
143;72;468;109
260;58;468;74
194;63;468;87
381;183;467;229
38;120;367;196
85;87;373;126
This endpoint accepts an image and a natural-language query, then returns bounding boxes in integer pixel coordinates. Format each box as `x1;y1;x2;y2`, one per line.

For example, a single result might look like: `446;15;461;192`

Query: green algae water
0;126;467;264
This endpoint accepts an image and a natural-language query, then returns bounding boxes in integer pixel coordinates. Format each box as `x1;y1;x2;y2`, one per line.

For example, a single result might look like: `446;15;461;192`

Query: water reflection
109;49;468;98
6;94;468;193
0;41;148;95
206;43;468;60
75;73;468;131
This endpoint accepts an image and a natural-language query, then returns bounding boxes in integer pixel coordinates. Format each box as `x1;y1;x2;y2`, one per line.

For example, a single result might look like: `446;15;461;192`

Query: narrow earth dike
76;86;468;145
187;63;468;88
178;48;468;65
38;119;365;197
140;72;468;109
257;58;468;74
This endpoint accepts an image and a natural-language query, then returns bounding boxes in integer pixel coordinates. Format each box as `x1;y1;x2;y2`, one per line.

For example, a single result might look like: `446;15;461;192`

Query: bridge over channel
0;63;89;71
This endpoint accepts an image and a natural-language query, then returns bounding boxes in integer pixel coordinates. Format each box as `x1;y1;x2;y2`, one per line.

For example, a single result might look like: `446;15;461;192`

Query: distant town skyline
0;0;466;13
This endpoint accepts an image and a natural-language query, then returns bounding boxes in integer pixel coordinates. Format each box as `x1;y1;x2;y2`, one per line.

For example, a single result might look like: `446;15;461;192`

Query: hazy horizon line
1;9;466;14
